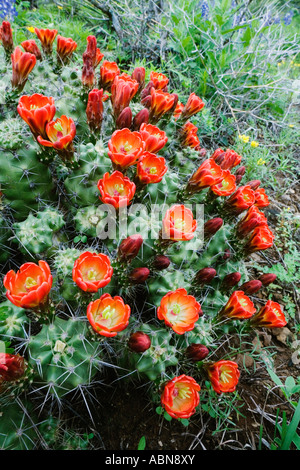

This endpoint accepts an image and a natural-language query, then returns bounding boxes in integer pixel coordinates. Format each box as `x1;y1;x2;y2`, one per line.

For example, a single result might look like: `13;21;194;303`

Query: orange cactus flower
139;123;168;153
97;171;136;209
87;293;131;337
150;71;169;90
111;73;139;118
0;353;26;383
143;87;178;124
162;204;197;241
17;93;56;139
3;261;53;309
187;159;224;192
56;35;77;64
11;46;36;91
224;185;255;214
211;148;242;170
161;374;200;419
37;115;76;151
219;290;256;320
250;300;287;329
0;20;13;54
137;152;168;185
174;101;184;121
244;225;274;253
157;288;201;334
99;60;120;90
72;251;113;293
206;360;240;394
179;121;201;149
34;28;58;55
210;170;236;197
236;205;268;237
180;92;205;120
254;188;269;208
21;40;42;60
108;128;145;169
86;88;105;133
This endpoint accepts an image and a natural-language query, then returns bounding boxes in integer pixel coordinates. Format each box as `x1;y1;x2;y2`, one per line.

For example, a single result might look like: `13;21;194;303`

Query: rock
236;353;254;369
272;327;294;345
252;336;263;353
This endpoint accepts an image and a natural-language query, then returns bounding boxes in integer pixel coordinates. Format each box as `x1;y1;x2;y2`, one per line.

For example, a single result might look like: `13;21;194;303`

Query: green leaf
164;411;172;421
180;418;190;427
138;436;146;450
156;406;163;415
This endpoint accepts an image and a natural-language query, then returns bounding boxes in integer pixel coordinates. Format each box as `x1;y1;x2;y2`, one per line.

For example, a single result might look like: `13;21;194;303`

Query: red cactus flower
108;128;145;169
187;159;224;192
211;148;241;170
3;261;53;309
128;331;151;353
179;121;201;149
21;40;42;60
34;28;58;55
219;290;256;320
0;21;13;54
131;67;146;93
224;185;255;214
236;205;268;237
99;60;120;90
254;188;270;208
206;360;240;394
161;374;200;419
150;71;169;90
136;152;168;185
180;93;205;120
86;88;105;133
118;234;143;262
17;93;56;139
244;225;275;253
37;115;76;159
139;123;168;153
97;171;136;209
87;293;131;337
0;353;26;383
210;170;236;197
250;300;287;329
162;204;197;241
157;288;201;334
143;87;178;124
72;252;113;293
174;101;184;121
111;73;139;119
56;35;77;64
11;46;36;91
186;344;209;362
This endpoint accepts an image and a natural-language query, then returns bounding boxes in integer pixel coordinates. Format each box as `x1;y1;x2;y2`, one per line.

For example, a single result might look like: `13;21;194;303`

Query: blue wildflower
0;0;18;21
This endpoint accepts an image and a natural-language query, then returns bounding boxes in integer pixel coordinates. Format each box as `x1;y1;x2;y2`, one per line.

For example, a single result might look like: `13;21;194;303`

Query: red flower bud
223;249;231;260
259;273;277;286
195;267;217;285
111;73;139;119
128;331;151;352
239;280;262;295
86;88;104;132
142;88;178;124
85;35;103;68
204;218;223;238
180;93;205;120
116;107;133;130
153;255;171;270
186;343;209;362
11;47;36;91
21;40;42;60
132;108;149;130
140;81;154;100
198;148;207;158
131;67;146;93
82;52;95;88
235;166;246;185
118;234;143;262
179;121;201;150
221;272;241;289
246;180;261;190
99;60;120;90
0;21;13;54
0;353;26;382
129;267;150;283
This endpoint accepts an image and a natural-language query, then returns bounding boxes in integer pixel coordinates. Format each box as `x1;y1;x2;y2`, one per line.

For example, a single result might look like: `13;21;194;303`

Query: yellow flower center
174;218;186;231
87;269;97;281
101;306;115;320
175;385;191;399
114;184;124;195
170;303;181;316
54;121;64;133
122;141;132;153
25;277;37;289
219;368;232;384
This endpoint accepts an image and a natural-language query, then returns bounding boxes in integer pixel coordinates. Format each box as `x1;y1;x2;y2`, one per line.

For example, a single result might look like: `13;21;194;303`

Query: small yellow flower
26;26;35;33
251;141;259;148
289;124;294;128
57;5;63;9
278;62;282;66
257;158;266;166
238;134;250;143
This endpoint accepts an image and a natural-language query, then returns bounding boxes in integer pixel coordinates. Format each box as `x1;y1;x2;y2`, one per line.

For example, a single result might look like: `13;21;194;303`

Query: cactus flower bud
239;280;262;295
116;107;133;130
111;73;139;119
221;272;241;289
132;108;149;130
246;180;261;190
153;255;171;270
235;166;246;185
223;249;231;260
131;67;146;92
186;343;209;362
204;217;223;238
195;267;217;285
86;88;104;133
118;234;143;262
128;331;151;352
150;71;169;90
259;273;277;286
21;39;42;60
129;267;150;283
0;20;13;55
11;46;36;91
180;92;205;120
0;353;26;382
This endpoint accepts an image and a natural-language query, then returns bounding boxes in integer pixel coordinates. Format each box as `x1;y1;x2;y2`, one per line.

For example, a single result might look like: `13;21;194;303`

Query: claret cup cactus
0;20;286;442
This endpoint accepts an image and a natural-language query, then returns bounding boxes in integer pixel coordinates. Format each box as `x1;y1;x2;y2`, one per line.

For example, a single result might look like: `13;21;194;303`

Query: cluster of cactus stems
0;20;287;443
